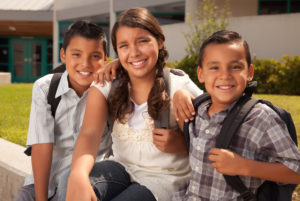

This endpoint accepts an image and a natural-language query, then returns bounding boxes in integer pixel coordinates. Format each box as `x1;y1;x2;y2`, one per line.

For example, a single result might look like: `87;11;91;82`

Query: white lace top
110;105;190;201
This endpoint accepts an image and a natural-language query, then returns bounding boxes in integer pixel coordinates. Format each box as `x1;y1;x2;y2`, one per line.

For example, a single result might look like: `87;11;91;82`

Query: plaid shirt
173;99;300;201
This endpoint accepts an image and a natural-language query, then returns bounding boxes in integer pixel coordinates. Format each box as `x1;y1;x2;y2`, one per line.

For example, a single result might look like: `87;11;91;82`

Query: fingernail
100;83;104;87
176;118;179;121
192;112;195;115
190;117;194;120
113;77;116;80
184;119;189;122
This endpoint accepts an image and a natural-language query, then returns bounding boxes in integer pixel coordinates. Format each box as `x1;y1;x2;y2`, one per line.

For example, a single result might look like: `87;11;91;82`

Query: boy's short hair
62;20;107;55
198;30;251;68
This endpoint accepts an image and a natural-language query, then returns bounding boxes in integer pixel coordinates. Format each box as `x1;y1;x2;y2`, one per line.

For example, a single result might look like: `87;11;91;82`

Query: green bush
253;56;300;95
173;55;300;95
171;55;205;91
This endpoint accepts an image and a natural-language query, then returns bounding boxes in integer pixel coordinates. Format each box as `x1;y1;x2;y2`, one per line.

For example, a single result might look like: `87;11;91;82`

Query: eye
72;53;80;57
232;65;242;70
209;66;219;71
118;44;128;49
139;39;149;44
92;54;101;59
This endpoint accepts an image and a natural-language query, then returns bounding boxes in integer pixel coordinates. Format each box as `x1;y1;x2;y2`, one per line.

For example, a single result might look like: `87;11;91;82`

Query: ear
247;64;254;81
60;48;66;63
197;66;205;83
158;40;164;50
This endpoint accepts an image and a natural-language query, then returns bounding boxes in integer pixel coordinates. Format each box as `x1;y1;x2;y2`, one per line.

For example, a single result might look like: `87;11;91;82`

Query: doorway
10;38;47;82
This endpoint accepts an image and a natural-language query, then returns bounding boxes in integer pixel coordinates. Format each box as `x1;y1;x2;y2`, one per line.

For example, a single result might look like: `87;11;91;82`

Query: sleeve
91;81;112;99
169;70;203;99
26;77;55;146
249;104;300;174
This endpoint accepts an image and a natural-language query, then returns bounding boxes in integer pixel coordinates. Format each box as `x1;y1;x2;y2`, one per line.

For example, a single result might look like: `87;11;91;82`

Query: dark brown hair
62;20;107;55
109;7;169;123
198;30;251;68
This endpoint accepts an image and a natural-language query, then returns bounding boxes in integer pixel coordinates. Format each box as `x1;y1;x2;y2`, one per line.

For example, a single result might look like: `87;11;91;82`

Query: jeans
90;160;156;201
15;168;70;201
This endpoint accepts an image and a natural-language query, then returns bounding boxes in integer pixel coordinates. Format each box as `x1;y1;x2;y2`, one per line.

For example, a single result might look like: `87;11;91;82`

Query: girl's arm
31;143;53;201
208;148;300;184
93;59;120;85
173;89;195;130
66;87;108;201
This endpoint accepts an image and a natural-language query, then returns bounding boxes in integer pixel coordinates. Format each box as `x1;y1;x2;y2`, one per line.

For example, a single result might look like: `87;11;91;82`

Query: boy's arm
31;143;53;201
66;87;108;201
209;148;300;184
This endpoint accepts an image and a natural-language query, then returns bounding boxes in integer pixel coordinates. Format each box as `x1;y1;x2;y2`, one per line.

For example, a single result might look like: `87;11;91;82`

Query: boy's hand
208;148;247;176
152;125;187;153
93;59;120;86
173;89;195;123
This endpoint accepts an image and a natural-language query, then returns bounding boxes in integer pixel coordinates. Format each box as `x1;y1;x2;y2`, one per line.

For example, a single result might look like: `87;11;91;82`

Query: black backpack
24;64;66;156
183;81;298;201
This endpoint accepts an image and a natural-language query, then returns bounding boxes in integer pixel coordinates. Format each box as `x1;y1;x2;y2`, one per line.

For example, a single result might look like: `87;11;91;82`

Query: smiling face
115;26;163;82
197;42;254;113
60;36;106;96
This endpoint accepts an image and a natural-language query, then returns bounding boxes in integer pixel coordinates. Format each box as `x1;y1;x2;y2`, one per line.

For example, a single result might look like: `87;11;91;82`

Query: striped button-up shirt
24;71;111;198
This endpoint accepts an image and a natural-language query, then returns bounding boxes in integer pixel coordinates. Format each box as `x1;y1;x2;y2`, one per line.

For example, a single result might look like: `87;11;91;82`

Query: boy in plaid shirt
173;30;300;201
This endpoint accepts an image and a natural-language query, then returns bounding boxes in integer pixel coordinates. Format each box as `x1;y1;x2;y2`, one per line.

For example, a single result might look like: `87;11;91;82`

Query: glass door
10;38;47;82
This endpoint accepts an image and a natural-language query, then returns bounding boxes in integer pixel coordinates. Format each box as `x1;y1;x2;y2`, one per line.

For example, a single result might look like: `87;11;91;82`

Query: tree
184;0;231;59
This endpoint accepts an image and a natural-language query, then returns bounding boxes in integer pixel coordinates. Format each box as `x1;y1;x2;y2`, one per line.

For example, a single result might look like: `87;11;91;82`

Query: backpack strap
24;71;64;156
183;93;211;152
48;72;63;117
216;96;259;201
51;63;66;73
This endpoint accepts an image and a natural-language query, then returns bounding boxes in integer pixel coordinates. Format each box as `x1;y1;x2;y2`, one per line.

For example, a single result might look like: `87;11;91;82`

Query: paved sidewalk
0;138;31;201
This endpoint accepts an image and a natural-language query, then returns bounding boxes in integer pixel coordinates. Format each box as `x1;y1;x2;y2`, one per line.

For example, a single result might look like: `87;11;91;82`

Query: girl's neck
129;76;155;105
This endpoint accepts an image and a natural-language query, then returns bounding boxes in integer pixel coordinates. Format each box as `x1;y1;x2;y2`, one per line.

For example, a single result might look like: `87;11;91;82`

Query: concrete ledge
0;138;31;201
0;73;12;85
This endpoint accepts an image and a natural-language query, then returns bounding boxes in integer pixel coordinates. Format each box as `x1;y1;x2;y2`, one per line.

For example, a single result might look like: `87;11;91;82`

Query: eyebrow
117;35;150;45
206;61;219;65
70;48;82;52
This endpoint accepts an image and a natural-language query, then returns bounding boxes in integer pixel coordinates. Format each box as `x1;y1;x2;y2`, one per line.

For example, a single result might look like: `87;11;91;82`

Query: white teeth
132;60;145;66
218;86;232;89
79;72;90;76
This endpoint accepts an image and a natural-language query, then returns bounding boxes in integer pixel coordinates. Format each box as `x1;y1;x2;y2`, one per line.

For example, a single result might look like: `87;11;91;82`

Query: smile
130;59;146;67
78;71;91;76
217;85;234;90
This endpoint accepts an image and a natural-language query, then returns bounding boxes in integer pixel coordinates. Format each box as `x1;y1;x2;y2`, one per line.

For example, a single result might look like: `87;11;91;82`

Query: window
259;0;300;14
0;37;9;72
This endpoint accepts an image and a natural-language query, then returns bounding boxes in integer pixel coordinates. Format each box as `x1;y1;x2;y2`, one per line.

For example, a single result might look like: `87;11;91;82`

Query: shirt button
195;166;199;171
205;129;209;134
196;146;201;150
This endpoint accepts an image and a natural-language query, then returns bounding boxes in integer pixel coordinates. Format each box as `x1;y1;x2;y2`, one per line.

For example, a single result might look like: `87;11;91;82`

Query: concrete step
0;138;31;201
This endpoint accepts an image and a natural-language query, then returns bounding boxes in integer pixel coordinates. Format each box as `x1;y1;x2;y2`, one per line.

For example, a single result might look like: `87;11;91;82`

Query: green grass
0;84;299;149
0;84;33;146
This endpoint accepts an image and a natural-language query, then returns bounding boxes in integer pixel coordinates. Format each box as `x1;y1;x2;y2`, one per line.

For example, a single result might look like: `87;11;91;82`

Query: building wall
162;13;300;61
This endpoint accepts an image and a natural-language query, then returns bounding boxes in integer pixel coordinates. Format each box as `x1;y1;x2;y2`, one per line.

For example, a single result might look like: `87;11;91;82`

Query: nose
219;68;231;79
80;56;90;68
129;44;141;58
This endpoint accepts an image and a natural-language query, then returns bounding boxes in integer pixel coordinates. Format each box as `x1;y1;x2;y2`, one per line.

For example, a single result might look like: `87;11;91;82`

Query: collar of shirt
197;97;240;124
55;71;89;99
